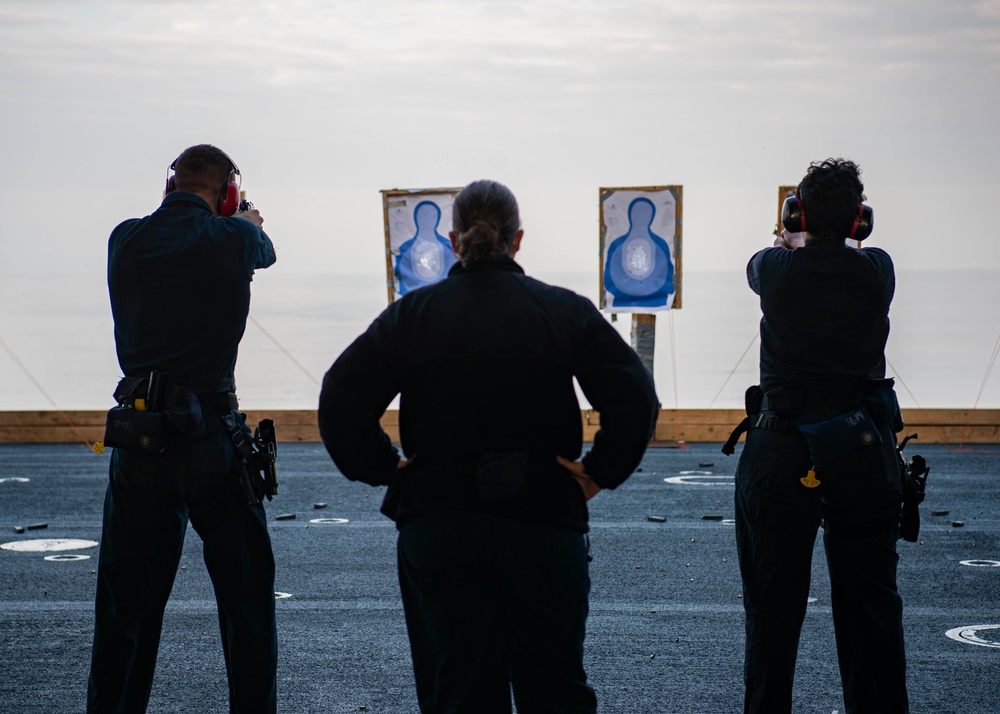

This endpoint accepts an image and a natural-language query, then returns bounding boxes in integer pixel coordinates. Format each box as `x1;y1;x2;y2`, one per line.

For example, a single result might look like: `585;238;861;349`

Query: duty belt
760;392;865;414
721;412;796;455
751;412;795;433
119;390;236;413
198;392;239;412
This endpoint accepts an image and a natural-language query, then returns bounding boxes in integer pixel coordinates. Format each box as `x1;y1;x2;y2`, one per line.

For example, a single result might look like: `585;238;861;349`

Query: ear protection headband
164;151;242;217
781;195;874;242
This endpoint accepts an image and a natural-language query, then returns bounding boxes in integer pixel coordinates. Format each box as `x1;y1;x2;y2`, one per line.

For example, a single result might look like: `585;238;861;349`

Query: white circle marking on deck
308;518;349;525
0;477;30;484
0;538;98;553
664;474;734;486
44;554;91;562
959;560;1000;568
275;592;293;600
945;625;1000;648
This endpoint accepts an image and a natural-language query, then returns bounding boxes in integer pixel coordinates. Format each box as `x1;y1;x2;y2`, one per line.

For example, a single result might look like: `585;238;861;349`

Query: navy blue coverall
87;191;277;713
735;239;909;714
319;258;659;714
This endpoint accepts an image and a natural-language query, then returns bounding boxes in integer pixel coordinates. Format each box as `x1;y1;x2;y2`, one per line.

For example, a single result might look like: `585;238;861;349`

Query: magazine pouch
103;406;171;454
797;406;882;471
164;390;206;442
103;375;206;454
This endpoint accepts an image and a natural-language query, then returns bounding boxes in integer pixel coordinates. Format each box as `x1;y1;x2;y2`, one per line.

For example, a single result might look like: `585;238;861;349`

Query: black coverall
735;239;908;714
319;258;659;713
88;191;278;713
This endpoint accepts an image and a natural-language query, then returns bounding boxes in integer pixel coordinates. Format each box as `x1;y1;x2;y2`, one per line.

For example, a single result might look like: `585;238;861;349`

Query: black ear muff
783;196;874;241
781;195;805;233
165;159;179;195
849;204;874;241
218;176;240;217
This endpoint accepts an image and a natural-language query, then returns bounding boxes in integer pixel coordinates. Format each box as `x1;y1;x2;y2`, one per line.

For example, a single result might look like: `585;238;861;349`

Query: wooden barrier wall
1;409;998;446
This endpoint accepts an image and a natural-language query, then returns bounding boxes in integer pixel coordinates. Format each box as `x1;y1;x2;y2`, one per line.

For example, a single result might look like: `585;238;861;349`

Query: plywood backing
1;409;997;446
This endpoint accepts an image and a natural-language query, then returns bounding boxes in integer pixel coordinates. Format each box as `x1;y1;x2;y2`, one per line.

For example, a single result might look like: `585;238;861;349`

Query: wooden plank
656;409;746;424
900;409;1000;425
265;425;323;443
0;411;107;427
0;427;106;444
1;410;998;445
899;425;1000;443
241;411;318;428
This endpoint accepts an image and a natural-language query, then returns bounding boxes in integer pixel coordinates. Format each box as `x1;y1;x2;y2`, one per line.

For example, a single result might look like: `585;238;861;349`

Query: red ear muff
849;204;874;241
781;195;805;233
218;178;240;217
164;150;242;215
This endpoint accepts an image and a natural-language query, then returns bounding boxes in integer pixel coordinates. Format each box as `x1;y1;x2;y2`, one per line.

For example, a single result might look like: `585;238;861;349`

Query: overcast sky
1;0;999;412
2;0;999;277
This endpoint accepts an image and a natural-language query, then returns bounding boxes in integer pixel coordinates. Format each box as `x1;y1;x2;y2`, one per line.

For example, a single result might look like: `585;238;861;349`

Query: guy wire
0;333;93;449
709;330;759;409
958;330;1000;450
248;315;321;386
886;357;921;408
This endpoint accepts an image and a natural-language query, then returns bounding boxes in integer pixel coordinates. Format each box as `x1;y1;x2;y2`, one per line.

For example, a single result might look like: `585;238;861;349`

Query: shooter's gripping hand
235;207;264;228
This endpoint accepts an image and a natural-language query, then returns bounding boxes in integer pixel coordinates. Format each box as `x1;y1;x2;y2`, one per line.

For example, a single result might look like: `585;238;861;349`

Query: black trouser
734;410;908;714
87;410;277;714
397;511;597;714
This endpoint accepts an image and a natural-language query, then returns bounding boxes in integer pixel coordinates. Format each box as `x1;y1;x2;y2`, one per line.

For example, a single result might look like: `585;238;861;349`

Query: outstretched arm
774;229;806;249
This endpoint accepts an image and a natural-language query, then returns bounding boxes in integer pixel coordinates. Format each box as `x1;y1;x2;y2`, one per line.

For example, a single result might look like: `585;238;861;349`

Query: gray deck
2;442;998;713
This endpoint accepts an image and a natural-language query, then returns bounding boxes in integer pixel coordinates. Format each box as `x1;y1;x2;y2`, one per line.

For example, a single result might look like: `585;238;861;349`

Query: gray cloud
0;0;998;274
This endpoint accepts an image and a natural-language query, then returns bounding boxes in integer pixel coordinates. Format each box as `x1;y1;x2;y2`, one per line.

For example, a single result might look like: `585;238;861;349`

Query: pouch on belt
797;406;882;471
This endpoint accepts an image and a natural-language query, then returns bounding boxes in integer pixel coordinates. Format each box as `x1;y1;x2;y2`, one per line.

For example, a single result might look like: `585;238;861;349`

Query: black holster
721;385;765;455
222;412;279;505
896;435;929;542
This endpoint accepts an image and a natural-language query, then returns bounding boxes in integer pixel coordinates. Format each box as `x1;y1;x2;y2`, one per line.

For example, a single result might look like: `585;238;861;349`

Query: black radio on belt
146;370;168;411
99;371;210;454
101;371;174;454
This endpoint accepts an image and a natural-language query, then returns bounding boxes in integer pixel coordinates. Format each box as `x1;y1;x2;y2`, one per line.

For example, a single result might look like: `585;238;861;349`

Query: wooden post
631;313;656;379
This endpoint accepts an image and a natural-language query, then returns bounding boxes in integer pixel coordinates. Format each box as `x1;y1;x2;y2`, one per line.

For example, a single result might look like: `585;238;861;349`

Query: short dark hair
172;144;237;196
797;158;864;240
451;180;521;265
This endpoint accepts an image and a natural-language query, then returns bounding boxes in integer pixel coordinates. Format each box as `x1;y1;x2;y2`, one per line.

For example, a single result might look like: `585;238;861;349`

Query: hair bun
451;180;521;266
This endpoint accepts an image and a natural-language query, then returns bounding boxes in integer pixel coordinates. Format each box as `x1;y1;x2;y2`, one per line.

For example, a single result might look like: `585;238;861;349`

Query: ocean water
1;269;998;411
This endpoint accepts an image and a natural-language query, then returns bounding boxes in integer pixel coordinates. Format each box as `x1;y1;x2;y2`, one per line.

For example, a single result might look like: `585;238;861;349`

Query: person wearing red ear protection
731;158;910;714
88;144;278;713
164;144;264;223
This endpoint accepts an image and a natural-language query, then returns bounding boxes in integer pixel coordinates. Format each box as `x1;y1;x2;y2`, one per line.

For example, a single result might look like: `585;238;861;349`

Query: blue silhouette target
383;189;461;302
394;201;458;296
600;188;681;312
